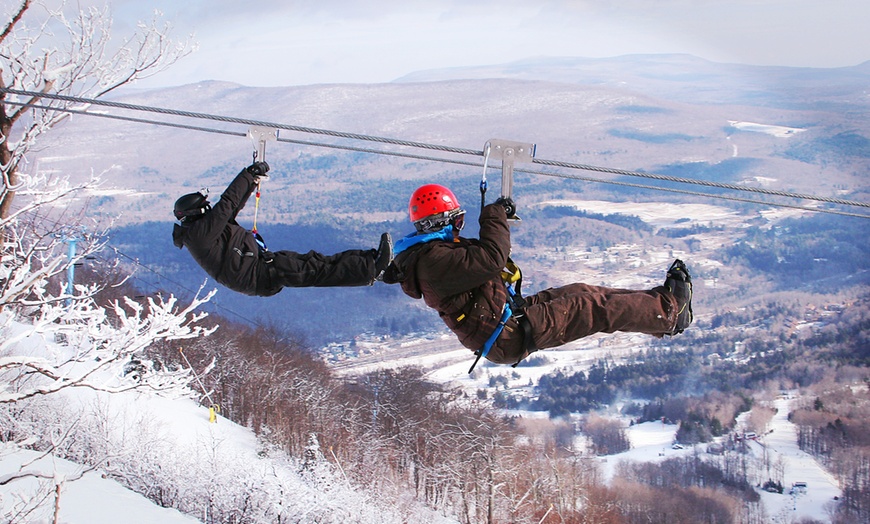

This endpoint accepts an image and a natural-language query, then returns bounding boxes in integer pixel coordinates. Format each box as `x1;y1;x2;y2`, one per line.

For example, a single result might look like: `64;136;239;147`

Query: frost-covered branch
0;0;196;218
1;211;217;403
0;173;99;228
0;288;216;403
0;179;103;310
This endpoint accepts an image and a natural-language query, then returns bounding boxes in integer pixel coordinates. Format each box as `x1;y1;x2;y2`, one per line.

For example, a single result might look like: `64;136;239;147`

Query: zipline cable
6;100;869;220
0;87;481;156
10;100;868;219
530;157;867;210
2;89;869;216
514;168;870;219
3;100;248;138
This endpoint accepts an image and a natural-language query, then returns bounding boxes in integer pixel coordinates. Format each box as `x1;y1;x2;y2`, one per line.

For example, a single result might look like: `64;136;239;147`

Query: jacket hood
393;226;454;256
384;227;473;301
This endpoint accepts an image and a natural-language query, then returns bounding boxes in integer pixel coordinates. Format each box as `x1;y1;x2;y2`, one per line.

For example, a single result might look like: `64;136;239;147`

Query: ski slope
599;396;841;523
0;448;200;524
756;397;841;522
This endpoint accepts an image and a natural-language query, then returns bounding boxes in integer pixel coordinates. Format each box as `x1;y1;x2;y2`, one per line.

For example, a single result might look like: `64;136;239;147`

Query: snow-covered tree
0;181;215;521
0;218;215;403
0;0;195;219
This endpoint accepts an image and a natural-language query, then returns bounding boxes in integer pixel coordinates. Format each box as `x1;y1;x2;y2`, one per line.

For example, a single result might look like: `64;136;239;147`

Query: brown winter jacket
383;203;521;364
172;168;276;296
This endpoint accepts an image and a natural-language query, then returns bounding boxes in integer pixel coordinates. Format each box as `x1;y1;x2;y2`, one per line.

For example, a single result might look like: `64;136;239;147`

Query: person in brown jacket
382;183;693;371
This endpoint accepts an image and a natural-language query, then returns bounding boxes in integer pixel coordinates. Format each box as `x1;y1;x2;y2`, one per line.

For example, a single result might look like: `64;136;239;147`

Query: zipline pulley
246;126;278;235
247;126;278;163
482;139;536;222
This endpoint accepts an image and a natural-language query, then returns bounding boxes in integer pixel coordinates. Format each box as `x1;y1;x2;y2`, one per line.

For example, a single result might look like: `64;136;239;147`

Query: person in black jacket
172;162;392;296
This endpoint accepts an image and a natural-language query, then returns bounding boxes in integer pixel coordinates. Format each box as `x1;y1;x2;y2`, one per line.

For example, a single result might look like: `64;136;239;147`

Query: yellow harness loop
501;260;522;285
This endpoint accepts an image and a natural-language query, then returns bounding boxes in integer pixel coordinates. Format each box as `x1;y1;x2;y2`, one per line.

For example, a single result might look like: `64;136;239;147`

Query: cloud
96;0;870;88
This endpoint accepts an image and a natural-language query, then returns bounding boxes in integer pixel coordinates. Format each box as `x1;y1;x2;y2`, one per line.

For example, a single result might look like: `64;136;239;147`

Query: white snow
597;419;681;482
728;121;806;138
0;313;456;524
0;447;200;524
598;396;842;523
755;397;841;522
535;199;745;228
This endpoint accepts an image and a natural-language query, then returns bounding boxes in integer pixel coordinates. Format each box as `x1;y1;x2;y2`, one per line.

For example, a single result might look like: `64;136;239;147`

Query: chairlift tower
55;227;87;306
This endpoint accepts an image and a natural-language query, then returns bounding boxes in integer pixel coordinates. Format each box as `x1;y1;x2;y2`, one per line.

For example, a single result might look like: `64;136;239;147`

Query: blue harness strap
468;301;512;374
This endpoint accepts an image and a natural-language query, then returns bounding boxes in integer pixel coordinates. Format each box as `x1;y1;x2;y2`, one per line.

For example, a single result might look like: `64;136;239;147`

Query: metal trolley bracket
483;139;536;222
247;126;279;162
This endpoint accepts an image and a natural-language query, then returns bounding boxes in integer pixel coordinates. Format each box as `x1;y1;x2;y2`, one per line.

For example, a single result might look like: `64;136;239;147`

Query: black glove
246;161;270;181
494;196;516;218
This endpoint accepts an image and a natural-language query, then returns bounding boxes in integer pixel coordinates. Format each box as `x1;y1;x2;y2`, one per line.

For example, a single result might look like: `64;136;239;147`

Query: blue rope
468;301;512;374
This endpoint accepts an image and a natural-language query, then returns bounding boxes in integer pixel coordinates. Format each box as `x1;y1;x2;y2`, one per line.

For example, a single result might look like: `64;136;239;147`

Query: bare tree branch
0;0;195;218
0;1;30;45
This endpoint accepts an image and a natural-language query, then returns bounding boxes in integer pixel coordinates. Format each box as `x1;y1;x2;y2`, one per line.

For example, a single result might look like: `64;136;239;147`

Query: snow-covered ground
0;314;457;524
598;395;841;523
755;397;841;523
0;448;200;523
728;120;806;138
535;199;747;229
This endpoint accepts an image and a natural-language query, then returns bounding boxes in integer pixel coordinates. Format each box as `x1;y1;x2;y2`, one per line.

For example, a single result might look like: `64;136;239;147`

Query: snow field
0;447;200;524
594;395;842;523
1;314;456;524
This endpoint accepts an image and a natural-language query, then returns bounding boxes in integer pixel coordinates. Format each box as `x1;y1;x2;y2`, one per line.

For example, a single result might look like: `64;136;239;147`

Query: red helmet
409;184;465;232
409;184;460;221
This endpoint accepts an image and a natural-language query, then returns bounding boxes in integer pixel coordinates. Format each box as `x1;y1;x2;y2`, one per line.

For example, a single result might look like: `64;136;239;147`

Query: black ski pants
262;248;377;292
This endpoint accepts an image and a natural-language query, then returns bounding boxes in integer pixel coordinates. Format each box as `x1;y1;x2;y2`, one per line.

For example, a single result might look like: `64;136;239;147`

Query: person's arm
420;203;511;296
191;167;257;244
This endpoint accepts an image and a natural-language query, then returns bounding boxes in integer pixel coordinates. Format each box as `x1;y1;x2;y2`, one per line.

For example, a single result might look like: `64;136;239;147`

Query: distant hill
40;54;869;226
396;54;870;110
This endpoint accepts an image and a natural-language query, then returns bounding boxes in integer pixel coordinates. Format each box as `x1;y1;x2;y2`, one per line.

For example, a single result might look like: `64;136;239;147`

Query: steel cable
2;88;868;218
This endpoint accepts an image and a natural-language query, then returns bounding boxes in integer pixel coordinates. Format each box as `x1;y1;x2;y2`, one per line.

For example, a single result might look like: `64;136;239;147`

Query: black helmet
173;191;210;221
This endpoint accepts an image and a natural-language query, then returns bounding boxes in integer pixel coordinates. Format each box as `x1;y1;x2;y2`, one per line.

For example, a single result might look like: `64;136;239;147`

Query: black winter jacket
172;169;276;296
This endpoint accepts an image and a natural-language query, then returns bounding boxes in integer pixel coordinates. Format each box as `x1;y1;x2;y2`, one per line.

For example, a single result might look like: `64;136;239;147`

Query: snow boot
664;259;693;335
374;232;393;282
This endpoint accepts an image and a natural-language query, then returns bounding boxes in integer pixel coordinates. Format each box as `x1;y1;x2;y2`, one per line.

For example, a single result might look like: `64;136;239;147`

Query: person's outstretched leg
271;233;392;288
523;260;693;348
270;248;376;287
525;284;678;348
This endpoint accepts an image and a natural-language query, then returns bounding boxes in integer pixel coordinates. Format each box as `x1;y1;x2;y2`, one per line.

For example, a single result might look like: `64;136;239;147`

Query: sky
46;0;870;87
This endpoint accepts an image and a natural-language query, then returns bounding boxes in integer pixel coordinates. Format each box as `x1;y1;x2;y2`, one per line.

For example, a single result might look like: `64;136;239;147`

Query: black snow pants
259;248;377;295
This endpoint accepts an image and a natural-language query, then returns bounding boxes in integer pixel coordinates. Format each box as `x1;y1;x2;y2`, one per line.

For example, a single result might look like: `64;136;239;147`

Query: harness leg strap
468;303;512;374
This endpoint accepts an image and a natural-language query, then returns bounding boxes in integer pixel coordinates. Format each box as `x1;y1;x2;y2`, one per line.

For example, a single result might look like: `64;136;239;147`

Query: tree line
792;388;870;522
